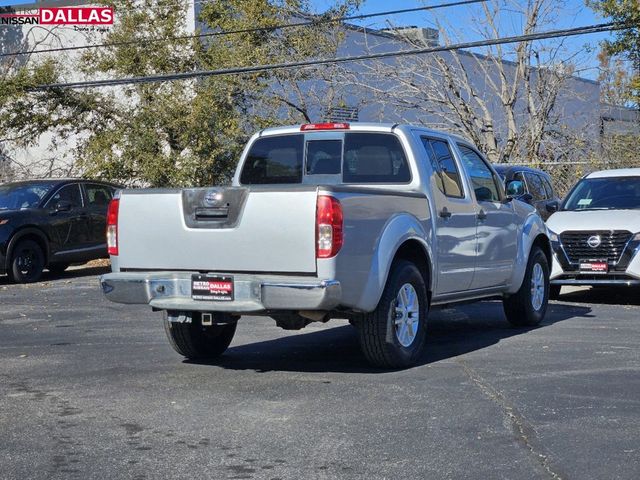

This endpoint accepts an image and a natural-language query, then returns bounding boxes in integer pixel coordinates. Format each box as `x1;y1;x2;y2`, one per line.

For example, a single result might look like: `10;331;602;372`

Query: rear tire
8;239;45;284
503;246;549;327
163;311;237;360
357;260;428;369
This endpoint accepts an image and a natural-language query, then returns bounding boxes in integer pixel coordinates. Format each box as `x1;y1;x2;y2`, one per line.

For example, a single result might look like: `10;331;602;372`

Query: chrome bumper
100;271;341;313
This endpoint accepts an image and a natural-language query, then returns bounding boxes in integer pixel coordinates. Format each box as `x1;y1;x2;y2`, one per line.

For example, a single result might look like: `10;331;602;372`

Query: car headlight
548;230;559;242
634;232;640;241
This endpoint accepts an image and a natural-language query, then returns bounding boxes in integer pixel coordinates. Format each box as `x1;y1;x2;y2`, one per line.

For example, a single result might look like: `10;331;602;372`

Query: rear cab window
239;132;411;185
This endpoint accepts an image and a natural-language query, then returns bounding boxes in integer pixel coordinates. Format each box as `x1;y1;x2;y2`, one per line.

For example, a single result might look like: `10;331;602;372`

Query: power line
1;0;488;58
31;22;626;91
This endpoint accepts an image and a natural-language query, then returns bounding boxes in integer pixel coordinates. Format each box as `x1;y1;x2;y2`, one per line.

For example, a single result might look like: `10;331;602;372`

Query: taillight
106;198;119;256
301;122;350;131
316;195;343;258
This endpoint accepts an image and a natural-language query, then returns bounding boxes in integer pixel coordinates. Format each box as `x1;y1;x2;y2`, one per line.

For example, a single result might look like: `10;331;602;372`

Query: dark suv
493;165;561;221
0;179;120;283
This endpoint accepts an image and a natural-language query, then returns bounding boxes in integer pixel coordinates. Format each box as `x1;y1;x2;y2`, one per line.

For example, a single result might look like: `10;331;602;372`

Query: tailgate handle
195;207;229;220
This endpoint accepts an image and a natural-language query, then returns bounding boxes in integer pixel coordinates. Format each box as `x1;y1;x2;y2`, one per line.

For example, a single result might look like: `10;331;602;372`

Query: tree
597;48;635;105
0;0;358;186
350;0;590;164
588;0;640;106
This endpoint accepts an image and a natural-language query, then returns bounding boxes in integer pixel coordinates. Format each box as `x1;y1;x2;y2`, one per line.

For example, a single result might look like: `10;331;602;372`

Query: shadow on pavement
557;286;640;306
0;265;110;286
188;301;592;374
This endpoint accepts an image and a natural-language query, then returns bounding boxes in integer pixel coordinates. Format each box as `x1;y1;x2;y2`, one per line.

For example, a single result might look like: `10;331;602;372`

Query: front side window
541;176;555;198
457;145;501;202
0;182;53;210
525;173;547;201
240;135;304;184
48;184;83;209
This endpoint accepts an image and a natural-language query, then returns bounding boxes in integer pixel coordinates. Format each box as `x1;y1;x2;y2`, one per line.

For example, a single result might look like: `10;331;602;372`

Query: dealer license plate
191;275;234;301
579;259;609;274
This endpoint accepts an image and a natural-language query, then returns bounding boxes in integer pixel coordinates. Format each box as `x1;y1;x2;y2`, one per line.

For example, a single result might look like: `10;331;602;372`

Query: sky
309;0;611;80
0;0;612;80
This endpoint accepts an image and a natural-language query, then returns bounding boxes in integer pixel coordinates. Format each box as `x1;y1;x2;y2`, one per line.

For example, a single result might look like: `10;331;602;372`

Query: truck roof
257;122;472;145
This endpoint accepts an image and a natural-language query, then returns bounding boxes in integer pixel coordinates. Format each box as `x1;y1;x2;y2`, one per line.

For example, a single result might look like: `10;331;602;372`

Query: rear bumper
100;271;341;313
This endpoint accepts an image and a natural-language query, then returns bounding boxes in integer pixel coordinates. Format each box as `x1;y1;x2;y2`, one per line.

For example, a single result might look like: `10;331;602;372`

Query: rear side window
343;133;410;183
240;135;303;184
457;145;501;202
85;184;113;206
422;138;464;198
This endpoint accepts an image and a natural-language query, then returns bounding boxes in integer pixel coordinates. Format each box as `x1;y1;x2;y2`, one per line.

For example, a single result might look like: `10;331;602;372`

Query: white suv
547;168;640;297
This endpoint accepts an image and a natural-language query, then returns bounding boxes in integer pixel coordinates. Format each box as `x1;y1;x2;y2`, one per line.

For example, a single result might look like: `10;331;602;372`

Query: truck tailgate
116;187;318;273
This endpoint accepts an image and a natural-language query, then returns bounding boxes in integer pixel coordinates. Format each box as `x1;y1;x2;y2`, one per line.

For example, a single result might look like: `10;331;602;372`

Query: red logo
41;7;114;25
0;7;114;26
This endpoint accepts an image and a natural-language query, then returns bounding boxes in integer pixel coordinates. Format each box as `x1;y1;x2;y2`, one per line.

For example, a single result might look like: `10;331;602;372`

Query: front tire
163;311;237;360
8;239;45;284
357;260;429;369
503;246;549;327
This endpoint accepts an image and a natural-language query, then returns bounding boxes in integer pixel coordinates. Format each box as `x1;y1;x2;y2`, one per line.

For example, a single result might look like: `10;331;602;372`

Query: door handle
477;209;487;221
439;208;452;219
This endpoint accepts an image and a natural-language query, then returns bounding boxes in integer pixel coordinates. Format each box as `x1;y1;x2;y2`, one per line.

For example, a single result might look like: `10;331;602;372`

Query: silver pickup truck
101;123;551;368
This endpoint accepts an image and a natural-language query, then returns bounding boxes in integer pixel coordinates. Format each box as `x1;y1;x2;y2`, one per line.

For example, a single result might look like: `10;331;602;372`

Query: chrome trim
551;279;640;286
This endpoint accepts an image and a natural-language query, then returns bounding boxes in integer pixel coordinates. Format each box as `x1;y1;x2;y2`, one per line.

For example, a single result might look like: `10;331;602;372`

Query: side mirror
506;180;525;197
546;200;559;213
55;200;72;212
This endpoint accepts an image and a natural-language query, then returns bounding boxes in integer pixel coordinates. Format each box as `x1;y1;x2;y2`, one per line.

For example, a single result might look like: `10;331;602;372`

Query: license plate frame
578;259;609;274
191;274;234;301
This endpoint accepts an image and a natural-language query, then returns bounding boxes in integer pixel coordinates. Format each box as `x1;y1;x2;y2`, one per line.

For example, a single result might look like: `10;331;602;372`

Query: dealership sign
0;7;114;25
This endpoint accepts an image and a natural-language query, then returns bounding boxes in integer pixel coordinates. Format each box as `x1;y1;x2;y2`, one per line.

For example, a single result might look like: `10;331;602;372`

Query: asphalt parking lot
0;268;638;480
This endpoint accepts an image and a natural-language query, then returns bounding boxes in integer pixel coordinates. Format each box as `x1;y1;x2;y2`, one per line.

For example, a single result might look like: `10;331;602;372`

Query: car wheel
503;246;549;327
48;263;70;275
163;311;237;360
8;239;45;284
357;260;428;369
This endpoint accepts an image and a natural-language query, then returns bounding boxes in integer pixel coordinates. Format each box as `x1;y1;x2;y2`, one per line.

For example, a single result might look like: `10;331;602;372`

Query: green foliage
588;0;640;105
0;0;359;186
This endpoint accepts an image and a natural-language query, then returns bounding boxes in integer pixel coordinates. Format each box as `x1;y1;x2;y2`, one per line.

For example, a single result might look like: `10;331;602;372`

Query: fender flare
5;227;51;270
506;212;550;294
356;213;435;312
